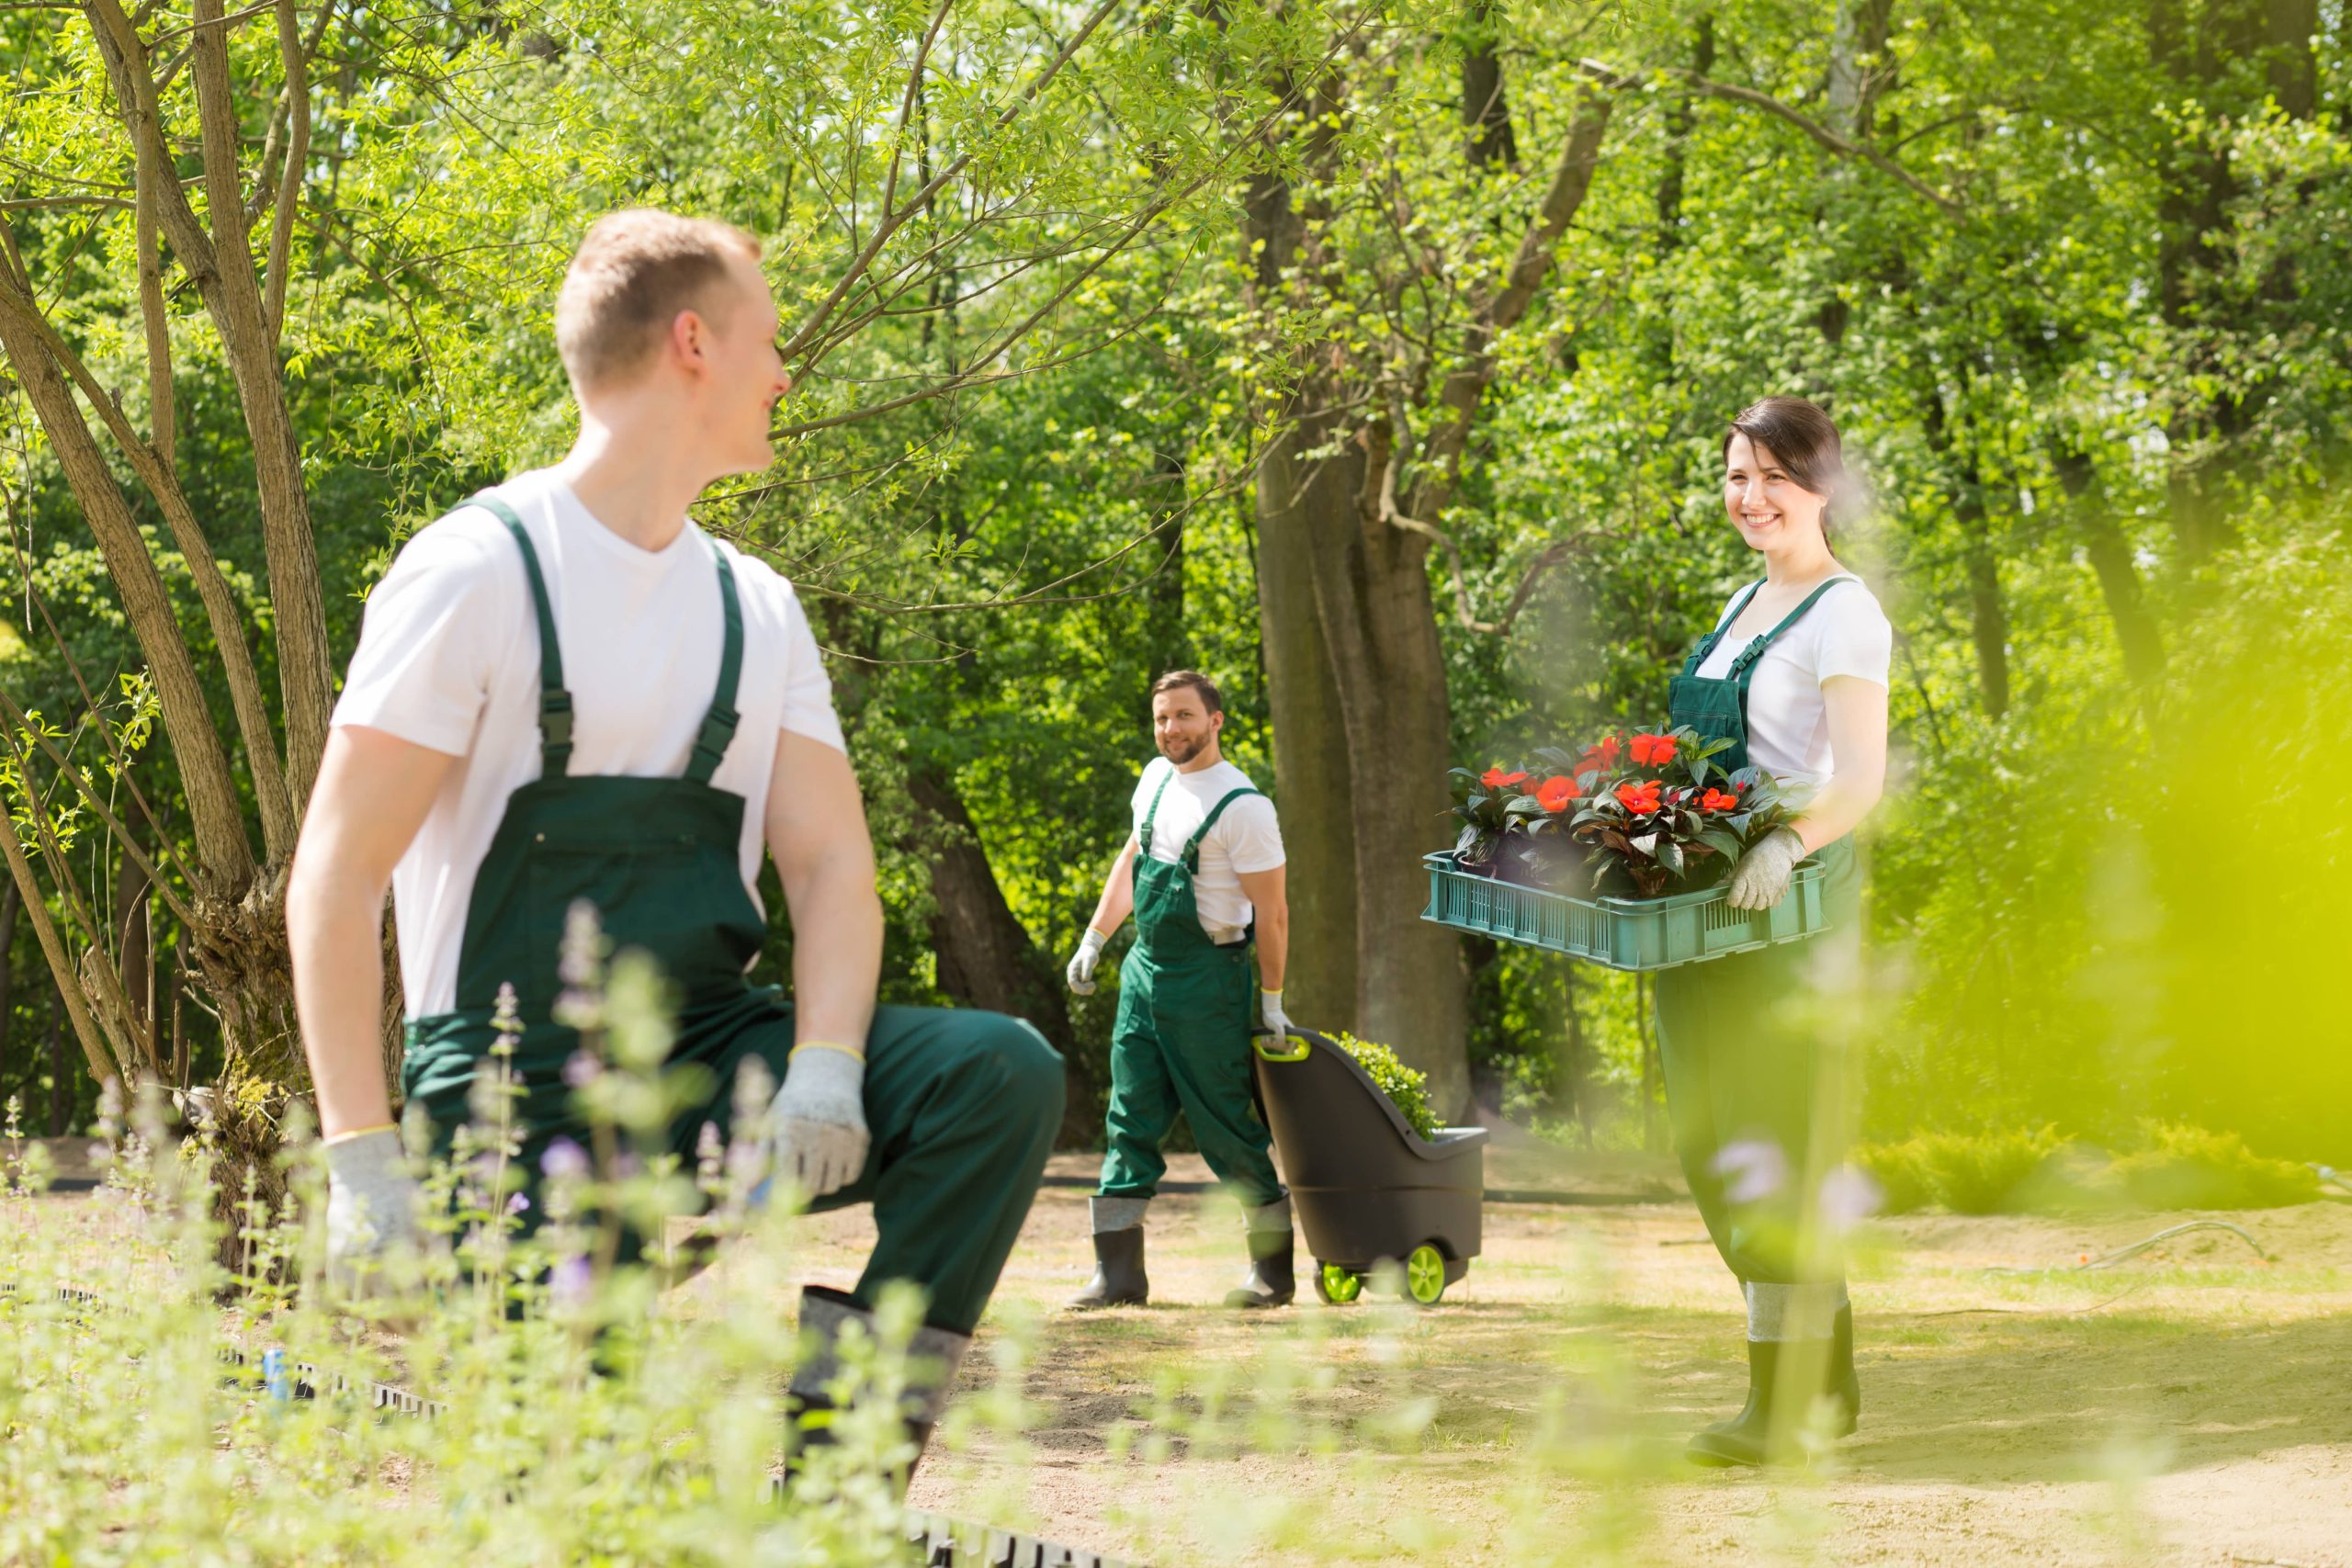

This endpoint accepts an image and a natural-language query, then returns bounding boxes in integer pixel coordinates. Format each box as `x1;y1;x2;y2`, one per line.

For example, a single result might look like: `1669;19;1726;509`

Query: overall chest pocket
522;834;764;1009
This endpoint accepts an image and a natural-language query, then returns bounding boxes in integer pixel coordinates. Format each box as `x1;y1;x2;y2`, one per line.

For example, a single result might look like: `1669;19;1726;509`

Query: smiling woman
1650;393;1894;1468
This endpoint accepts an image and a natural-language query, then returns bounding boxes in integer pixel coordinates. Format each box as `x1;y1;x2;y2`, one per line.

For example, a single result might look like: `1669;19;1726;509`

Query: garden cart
1250;1028;1488;1306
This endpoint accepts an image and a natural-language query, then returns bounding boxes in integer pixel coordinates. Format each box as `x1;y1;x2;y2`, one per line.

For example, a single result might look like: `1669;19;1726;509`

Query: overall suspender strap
469;491;575;775
683;540;744;785
1182;788;1261;872
1725;575;1859;683
1137;772;1174;857
1680;581;1765;676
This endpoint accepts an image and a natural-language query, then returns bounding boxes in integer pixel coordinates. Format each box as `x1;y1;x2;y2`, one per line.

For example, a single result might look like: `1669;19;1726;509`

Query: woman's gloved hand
766;1042;870;1200
1726;826;1807;910
1066;928;1108;996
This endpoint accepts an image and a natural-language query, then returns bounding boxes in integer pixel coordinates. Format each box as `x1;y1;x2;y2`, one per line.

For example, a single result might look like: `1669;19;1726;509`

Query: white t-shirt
1127;757;1285;938
1693;576;1892;786
333;469;846;1019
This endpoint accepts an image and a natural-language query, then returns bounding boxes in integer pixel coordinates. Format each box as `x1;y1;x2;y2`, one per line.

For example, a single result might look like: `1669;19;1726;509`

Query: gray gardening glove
323;1128;425;1297
1066;928;1108;996
1726;826;1806;911
1259;987;1293;1043
766;1043;870;1200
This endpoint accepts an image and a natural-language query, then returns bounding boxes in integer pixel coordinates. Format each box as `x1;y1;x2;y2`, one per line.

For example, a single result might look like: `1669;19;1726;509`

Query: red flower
1701;788;1740;812
1536;775;1577;812
1629;732;1678;767
1614;780;1664;815
1480;767;1530;790
1598;734;1623;765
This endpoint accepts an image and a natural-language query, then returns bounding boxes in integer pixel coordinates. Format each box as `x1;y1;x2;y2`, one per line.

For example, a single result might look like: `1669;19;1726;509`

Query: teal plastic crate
1420;852;1827;971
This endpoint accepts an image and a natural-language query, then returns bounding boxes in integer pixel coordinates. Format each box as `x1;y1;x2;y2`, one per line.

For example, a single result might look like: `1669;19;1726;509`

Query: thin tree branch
1577;58;1962;216
0;684;197;931
777;0;1124;363
0;781;123;1090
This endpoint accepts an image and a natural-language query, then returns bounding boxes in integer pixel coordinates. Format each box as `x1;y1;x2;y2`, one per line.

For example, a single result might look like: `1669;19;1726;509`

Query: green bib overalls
397;492;1063;1334
1094;773;1283;1208
1653;576;1863;1287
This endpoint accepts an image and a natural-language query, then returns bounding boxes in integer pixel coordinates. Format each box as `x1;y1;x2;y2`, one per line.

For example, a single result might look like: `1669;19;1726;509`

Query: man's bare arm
764;732;882;1050
287;727;458;1138
1086;835;1138;939
1236;864;1288;993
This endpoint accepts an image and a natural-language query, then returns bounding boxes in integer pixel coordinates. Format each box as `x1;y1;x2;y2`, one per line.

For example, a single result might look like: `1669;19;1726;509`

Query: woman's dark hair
1724;395;1847;541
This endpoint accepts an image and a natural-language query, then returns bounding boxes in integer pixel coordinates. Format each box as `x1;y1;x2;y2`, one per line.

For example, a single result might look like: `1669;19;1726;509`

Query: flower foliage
1447;726;1809;897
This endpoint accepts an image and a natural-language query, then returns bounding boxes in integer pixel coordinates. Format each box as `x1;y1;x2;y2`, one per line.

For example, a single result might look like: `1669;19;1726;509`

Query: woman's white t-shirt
332;469;845;1019
1692;576;1892;786
1126;756;1285;939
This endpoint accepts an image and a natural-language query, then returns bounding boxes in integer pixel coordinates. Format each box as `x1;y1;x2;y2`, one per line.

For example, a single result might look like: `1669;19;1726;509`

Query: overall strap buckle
685;703;741;785
538;690;576;771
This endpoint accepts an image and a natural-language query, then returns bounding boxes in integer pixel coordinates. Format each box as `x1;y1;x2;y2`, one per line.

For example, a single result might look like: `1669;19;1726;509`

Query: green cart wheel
1403;1244;1447;1306
1313;1262;1363;1305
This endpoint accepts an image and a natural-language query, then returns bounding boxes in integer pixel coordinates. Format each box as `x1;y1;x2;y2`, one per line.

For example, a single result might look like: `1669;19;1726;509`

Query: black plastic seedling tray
1250;1028;1488;1306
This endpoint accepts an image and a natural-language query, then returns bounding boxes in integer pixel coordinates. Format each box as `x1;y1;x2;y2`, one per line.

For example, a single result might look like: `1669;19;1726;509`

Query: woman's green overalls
1653;576;1863;1289
396;493;1063;1334
1095;773;1283;1208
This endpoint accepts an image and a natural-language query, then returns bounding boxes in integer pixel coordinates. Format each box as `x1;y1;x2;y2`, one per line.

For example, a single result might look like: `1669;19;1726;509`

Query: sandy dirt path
741;1147;2352;1567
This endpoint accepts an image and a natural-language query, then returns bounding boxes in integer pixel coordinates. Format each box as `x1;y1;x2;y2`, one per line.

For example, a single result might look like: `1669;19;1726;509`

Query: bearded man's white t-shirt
332;469;845;1020
1126;756;1285;939
1691;575;1892;786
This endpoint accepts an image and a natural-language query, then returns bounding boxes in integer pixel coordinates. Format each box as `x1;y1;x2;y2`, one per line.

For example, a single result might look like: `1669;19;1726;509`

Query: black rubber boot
781;1285;971;1495
1224;1228;1295;1309
1066;1226;1149;1309
1829;1303;1860;1435
1685;1307;1860;1467
1685;1337;1778;1467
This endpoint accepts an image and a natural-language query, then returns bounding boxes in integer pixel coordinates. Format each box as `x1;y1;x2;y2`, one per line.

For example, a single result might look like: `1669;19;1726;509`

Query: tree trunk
1145;446;1191;676
2146;0;2313;562
112;841;155;1077
46;999;68;1138
0;883;17;1089
1295;416;1471;1114
1959;494;2010;720
905;766;1096;1145
1250;420;1363;1040
2050;445;2165;684
1461;2;1519;170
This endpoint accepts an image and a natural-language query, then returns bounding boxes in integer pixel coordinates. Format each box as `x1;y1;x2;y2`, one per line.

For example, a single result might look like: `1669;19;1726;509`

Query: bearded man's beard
1158;733;1205;765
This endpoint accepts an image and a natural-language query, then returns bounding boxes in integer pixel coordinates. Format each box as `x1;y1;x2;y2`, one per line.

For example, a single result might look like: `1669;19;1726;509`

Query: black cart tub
1251;1028;1489;1305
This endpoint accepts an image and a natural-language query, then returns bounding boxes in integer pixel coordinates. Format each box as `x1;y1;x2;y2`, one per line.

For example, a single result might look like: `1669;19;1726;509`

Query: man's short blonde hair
553;209;763;390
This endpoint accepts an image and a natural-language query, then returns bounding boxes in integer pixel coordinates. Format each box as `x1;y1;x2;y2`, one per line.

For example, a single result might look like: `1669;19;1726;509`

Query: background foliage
3;0;2346;1171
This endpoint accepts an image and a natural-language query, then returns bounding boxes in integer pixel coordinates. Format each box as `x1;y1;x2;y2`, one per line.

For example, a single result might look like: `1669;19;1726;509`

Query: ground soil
757;1134;2352;1568
25;1134;2351;1565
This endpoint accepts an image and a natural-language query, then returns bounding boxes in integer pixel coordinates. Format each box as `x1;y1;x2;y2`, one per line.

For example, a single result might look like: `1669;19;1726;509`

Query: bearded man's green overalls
1094;774;1283;1209
397;494;1061;1334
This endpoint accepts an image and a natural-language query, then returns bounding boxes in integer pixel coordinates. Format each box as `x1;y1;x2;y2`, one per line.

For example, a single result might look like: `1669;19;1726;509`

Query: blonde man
288;209;1061;1475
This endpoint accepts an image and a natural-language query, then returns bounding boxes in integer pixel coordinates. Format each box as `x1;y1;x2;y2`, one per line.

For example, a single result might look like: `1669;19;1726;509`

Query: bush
1852;1122;2323;1215
1854;1128;2064;1214
1329;1032;1442;1139
2107;1123;2323;1210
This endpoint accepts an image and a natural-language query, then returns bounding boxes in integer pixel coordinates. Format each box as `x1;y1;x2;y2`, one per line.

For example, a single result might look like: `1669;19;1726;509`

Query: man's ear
669;308;708;374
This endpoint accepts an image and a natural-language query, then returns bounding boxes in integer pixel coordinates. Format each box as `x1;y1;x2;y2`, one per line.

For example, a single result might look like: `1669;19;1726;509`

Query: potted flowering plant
1449;727;1806;898
1560;727;1803;897
1442;764;1546;874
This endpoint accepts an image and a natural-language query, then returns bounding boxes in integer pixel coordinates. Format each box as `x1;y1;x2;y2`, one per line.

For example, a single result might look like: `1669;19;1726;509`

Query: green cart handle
1250;1029;1312;1063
